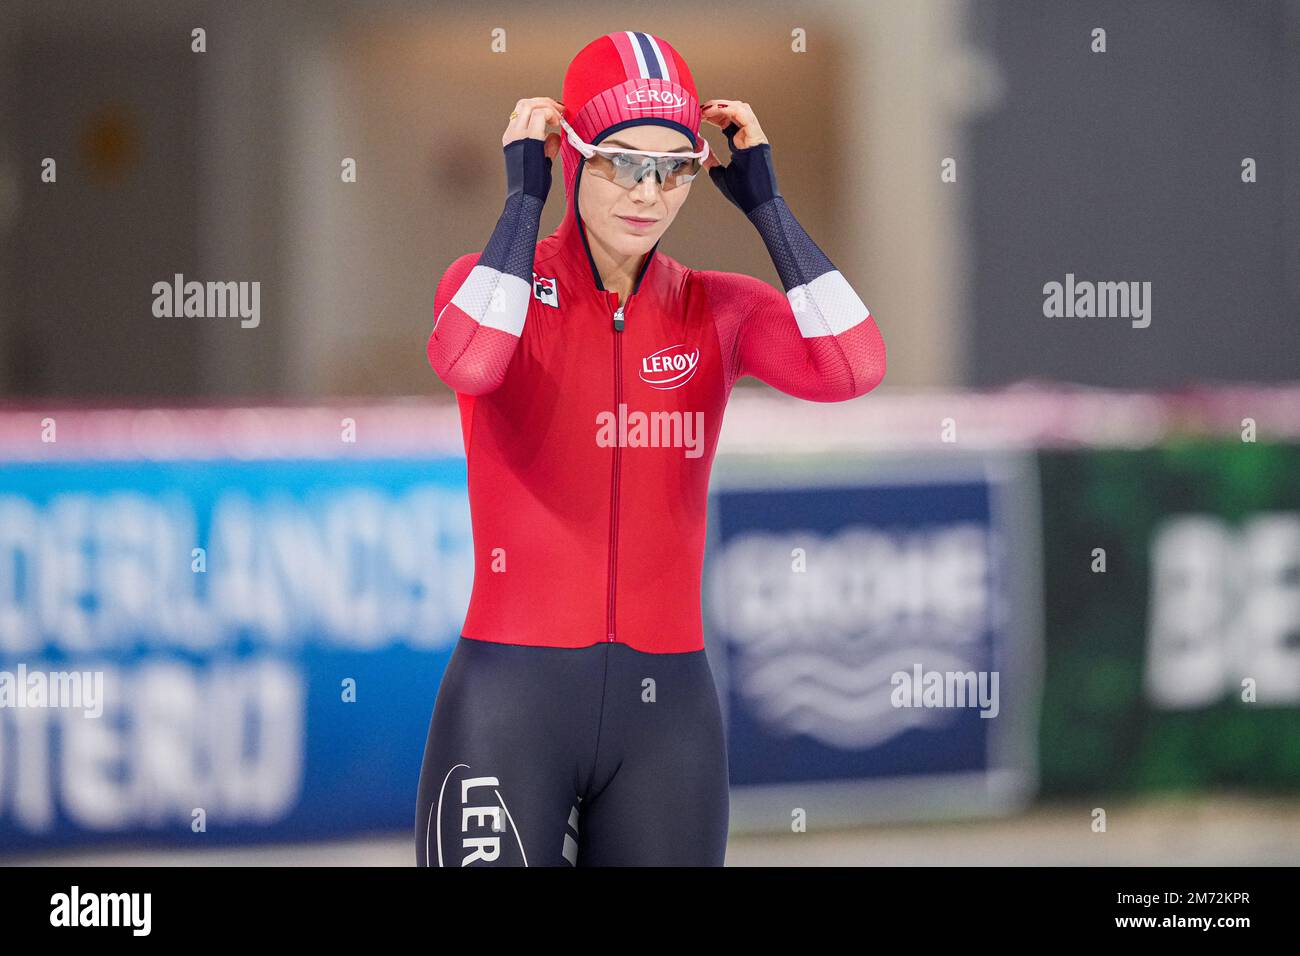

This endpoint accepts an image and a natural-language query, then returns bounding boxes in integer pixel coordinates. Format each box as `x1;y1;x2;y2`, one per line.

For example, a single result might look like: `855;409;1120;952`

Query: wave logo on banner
708;524;996;748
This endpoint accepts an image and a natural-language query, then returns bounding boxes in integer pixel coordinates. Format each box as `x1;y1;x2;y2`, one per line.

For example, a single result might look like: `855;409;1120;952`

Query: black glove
504;136;553;202
707;122;782;215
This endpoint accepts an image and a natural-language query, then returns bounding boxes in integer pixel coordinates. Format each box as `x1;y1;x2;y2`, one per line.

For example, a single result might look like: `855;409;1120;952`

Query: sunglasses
560;116;709;191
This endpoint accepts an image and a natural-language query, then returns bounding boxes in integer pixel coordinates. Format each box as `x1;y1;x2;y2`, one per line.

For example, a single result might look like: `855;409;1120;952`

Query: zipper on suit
606;296;625;642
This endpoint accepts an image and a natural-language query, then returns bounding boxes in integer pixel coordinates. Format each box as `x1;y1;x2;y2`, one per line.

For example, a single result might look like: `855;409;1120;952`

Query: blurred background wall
0;0;1025;397
2;1;1296;401
968;0;1299;387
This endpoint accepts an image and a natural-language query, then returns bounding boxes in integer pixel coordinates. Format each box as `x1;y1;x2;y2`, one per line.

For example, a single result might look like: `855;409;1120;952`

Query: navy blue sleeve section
707;122;833;291
479;139;550;281
746;196;836;293
707;121;782;215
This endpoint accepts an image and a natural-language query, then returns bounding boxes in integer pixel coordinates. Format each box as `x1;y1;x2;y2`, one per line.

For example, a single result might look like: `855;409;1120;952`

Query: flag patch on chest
532;273;559;308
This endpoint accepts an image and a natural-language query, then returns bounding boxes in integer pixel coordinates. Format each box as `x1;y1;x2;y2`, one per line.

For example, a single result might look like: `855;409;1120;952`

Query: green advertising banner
1037;441;1300;795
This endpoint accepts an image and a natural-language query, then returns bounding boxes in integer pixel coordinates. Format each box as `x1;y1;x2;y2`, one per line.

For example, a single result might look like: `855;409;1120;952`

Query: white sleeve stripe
448;265;530;337
787;270;871;338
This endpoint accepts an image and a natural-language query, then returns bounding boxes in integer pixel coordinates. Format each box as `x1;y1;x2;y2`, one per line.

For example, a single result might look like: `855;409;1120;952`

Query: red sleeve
705;270;887;402
427;252;529;396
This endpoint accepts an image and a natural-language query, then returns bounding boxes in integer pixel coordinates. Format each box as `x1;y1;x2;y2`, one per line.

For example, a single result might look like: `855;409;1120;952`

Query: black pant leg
415;637;603;867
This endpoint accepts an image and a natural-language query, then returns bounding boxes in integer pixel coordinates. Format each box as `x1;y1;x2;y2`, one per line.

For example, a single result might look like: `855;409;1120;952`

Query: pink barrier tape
714;382;1300;453
1;382;1297;460
0;401;465;460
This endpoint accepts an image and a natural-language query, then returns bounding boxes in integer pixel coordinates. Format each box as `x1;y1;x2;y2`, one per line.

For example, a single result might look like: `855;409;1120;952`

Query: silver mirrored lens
588;153;699;190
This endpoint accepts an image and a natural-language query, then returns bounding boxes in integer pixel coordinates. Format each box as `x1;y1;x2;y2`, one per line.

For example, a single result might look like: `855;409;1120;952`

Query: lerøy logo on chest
639;344;699;390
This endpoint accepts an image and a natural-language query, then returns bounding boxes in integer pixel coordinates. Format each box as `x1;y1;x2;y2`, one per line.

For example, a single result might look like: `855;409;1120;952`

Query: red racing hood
556;31;704;296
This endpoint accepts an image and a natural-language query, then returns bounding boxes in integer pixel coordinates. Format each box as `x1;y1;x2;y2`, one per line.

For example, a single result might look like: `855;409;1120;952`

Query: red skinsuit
428;144;886;653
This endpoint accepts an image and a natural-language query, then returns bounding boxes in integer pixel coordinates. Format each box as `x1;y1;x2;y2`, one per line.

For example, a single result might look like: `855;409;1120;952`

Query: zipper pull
612;305;624;332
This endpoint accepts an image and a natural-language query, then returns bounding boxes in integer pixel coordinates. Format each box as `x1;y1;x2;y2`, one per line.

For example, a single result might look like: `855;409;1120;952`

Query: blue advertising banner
705;454;1042;829
0;457;473;853
0;419;1041;849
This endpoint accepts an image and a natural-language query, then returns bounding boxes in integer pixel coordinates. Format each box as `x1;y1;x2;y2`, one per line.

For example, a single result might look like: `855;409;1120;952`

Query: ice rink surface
7;795;1298;867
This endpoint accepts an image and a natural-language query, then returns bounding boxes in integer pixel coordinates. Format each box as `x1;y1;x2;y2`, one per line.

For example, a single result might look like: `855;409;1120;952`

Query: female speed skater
416;30;886;866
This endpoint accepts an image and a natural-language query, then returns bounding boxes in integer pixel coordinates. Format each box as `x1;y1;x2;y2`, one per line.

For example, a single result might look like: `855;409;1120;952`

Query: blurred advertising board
711;385;1300;816
706;452;1043;831
3;387;1298;851
0;406;472;854
1036;441;1300;795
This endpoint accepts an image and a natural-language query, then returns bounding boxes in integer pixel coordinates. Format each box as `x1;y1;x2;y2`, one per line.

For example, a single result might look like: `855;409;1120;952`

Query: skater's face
578;124;696;260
